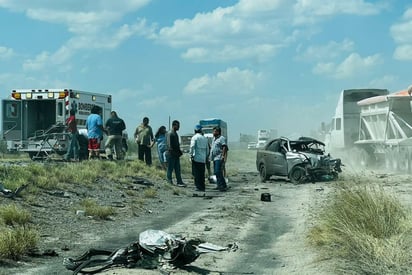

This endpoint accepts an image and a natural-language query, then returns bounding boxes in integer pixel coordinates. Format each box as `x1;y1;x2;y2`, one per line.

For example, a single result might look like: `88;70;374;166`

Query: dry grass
79;198;115;220
308;184;412;274
0;226;38;260
143;187;158;198
0;204;38;260
0;204;31;226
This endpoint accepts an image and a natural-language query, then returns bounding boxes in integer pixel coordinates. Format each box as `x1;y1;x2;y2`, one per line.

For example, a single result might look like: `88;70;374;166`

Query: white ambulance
2;89;113;160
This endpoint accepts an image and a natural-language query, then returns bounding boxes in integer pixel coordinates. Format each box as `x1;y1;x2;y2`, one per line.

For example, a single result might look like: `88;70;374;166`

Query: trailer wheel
259;164;269;182
289;166;306;184
28;152;46;161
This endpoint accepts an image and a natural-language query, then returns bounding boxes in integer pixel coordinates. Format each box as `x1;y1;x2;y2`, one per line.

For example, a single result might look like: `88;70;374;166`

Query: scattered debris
42;249;59;257
46;190;70;198
197;242;227;253
126;176;154;186
63;229;233;274
260;193;271;202
0;183;28;199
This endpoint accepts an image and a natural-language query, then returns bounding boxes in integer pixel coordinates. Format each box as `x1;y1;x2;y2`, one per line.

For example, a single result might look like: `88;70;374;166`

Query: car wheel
289;166;306;184
259;164;269;182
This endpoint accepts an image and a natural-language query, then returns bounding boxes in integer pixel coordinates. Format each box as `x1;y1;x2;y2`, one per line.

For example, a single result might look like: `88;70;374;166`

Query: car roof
274;136;325;146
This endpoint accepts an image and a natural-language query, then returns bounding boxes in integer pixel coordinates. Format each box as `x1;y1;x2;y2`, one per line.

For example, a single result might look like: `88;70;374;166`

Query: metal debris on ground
63;229;232;274
0;183;28;199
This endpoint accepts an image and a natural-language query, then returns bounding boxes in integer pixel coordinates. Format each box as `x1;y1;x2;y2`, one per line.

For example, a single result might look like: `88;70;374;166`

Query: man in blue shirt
86;106;104;159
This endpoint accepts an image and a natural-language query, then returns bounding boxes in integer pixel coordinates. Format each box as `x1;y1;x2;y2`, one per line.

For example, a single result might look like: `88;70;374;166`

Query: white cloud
0;72;69;91
312;53;382;79
393;45;412;60
182;44;279;63
183;67;263;95
2;1;152;71
138;96;169;108
22;51;50;71
0;0;150;30
0;46;14;59
293;0;385;25
369;75;398;88
22;18;152;71
390;8;412;61
115;87;149;101
156;1;292;63
298;39;354;61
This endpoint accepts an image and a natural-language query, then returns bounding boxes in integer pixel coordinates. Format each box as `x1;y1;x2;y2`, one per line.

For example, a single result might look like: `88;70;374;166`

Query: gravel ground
1;150;412;275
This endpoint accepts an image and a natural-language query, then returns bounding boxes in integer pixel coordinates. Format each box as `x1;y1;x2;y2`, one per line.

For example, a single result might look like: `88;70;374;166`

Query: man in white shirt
189;124;209;192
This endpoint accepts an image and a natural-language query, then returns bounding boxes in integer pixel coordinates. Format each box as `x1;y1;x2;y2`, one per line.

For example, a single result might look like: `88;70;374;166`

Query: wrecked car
256;136;342;183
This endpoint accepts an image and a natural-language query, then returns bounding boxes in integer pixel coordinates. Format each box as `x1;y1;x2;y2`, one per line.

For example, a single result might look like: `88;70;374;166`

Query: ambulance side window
7;103;18;118
57;102;63;116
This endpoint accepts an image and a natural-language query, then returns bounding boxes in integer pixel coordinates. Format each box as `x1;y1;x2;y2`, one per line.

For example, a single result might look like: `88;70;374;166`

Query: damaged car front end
256;136;342;184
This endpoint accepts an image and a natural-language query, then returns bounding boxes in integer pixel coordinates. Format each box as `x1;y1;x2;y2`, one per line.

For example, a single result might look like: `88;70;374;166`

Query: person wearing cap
189;124;209;192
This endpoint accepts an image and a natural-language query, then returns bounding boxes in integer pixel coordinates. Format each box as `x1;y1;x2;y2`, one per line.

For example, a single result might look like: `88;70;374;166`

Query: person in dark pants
166;120;186;187
64;109;79;161
134;117;154;165
104;111;126;160
210;126;228;191
189;124;209;192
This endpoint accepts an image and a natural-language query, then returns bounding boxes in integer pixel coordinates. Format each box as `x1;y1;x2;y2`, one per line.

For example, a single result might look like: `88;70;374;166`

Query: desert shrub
79;198;115;220
0;204;38;261
308;185;412;274
0;204;31;226
143;187;157;198
0;226;38;260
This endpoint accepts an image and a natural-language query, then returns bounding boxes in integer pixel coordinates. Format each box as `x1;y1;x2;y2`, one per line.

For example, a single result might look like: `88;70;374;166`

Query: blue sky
1;0;412;142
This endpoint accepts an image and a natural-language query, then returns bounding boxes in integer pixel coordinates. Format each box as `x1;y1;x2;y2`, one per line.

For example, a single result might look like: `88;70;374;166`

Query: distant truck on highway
199;118;228;144
2;88;113;160
256;129;269;149
256;129;277;149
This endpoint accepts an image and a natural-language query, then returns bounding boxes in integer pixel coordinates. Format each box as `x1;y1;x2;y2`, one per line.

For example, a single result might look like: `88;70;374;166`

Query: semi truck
180;133;194;153
2;88;113;160
325;87;412;172
198;118;228;144
256;129;269;149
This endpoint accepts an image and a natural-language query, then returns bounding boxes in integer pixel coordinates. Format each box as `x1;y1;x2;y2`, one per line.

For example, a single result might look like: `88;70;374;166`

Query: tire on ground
259;163;269;182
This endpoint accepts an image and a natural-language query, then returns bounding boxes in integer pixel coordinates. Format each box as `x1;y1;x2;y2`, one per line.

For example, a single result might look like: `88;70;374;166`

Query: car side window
267;140;280;152
280;141;288;154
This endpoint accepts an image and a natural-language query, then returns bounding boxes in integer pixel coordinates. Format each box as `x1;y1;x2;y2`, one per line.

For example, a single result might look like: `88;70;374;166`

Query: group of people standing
64;106;126;161
134;118;228;192
189;124;228;192
65;109;228;192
